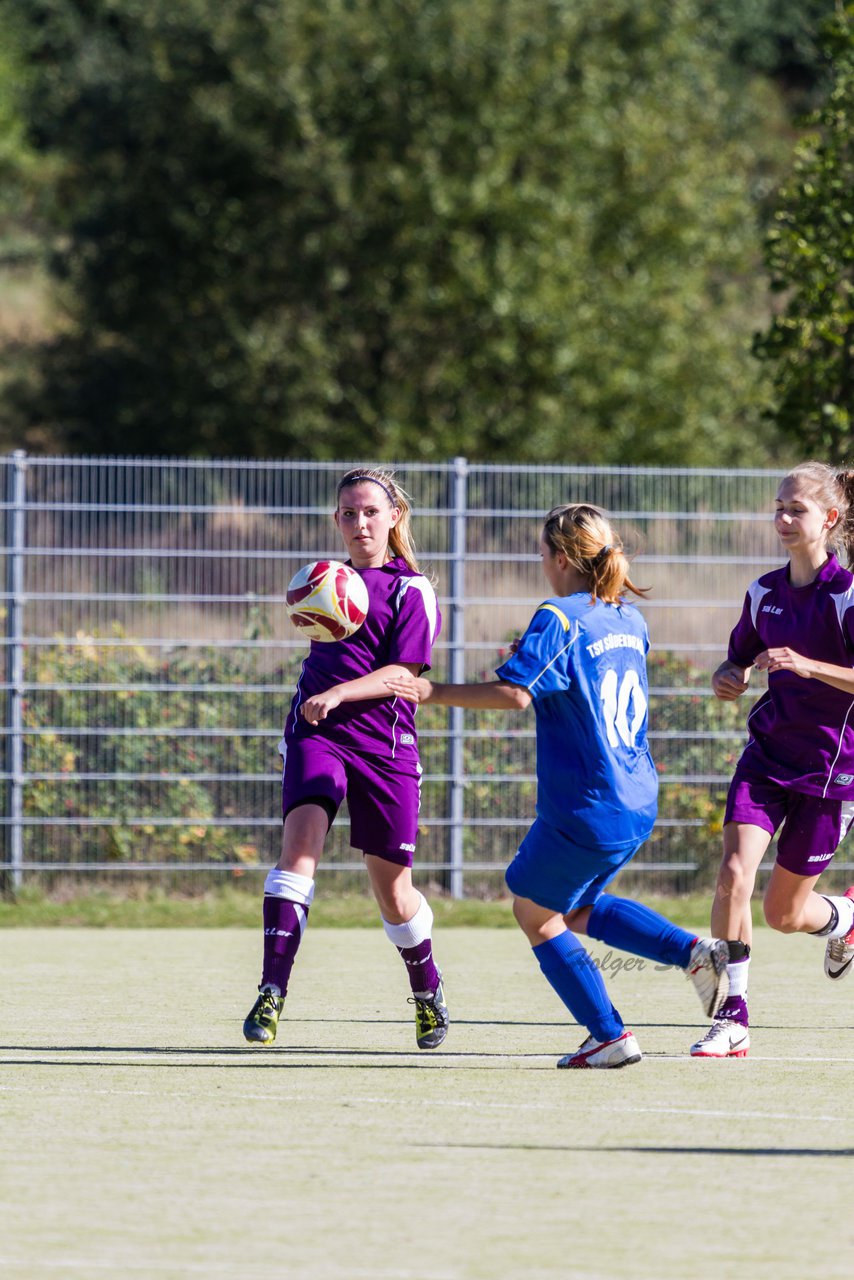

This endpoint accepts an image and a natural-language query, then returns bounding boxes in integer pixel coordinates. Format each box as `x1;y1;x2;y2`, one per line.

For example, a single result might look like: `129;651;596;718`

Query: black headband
338;475;397;504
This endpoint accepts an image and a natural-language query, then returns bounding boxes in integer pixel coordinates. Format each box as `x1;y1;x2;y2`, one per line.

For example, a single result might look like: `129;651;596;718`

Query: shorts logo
400;733;415;745
834;773;854;785
399;842;416;853
808;854;829;862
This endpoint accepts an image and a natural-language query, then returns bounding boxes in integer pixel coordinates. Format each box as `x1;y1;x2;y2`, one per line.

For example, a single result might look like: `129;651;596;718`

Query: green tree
5;0;784;464
753;5;854;463
0;12;64;453
700;0;837;98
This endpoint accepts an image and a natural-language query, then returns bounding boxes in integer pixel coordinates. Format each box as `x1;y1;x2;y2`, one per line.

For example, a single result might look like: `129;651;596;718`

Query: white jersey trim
396;574;440;642
285;660;309;738
526;620;581;691
390;574;437;758
823;697;854;798
747;579;772;629
831;583;854;636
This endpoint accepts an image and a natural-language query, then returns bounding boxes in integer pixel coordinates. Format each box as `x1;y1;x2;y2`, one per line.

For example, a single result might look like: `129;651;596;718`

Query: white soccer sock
820;894;854;940
264;867;315;906
382;893;433;948
727;956;749;999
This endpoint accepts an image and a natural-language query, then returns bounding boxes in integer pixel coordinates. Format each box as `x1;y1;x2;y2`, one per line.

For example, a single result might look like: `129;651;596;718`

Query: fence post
447;456;468;898
6;450;27;893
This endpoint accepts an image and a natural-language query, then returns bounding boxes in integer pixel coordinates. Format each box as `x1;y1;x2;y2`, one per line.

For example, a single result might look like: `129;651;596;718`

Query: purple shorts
280;736;422;867
725;767;854;876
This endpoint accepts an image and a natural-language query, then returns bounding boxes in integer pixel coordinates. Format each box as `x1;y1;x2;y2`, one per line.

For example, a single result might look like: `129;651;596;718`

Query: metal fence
2;453;844;897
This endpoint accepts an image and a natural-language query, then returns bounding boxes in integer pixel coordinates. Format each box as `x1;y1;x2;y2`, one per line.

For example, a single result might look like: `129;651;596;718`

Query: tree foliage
701;0;838;96
753;5;854;463
4;0;784;462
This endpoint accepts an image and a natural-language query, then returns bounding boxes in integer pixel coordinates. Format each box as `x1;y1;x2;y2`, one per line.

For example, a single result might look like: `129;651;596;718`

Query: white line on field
0;1262;454;1279
0;1081;848;1126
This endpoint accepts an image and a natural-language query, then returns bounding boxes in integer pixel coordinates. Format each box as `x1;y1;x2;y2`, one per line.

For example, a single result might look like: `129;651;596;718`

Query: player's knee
716;854;752;903
511;895;542;940
375;889;410;923
762;897;800;933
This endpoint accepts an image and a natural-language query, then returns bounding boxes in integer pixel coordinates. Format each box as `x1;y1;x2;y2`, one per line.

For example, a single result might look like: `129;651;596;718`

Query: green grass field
1;925;853;1280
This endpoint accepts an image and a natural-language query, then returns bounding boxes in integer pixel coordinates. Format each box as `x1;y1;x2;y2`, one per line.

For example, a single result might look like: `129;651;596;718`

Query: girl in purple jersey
692;461;854;1059
243;467;447;1050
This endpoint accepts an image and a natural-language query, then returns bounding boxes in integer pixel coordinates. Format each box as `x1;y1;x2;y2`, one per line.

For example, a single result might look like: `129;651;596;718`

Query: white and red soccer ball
285;560;369;642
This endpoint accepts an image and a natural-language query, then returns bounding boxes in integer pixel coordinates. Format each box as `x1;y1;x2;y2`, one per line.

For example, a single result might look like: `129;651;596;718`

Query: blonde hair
336;467;420;573
781;462;854;564
541;503;647;605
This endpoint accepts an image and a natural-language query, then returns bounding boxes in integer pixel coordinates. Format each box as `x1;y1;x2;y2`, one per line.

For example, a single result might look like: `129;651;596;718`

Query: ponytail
835;469;854;565
541;504;647;605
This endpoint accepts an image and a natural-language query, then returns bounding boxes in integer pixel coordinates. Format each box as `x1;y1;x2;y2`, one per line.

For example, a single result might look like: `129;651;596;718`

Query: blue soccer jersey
495;595;658;849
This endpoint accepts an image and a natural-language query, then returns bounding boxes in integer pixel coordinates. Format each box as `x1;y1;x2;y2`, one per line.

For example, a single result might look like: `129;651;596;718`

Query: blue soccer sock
586;894;695;968
533;930;624;1043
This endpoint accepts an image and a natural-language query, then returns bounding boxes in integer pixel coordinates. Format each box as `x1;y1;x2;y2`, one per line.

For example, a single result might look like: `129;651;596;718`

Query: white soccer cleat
557;1030;642;1069
685;937;730;1017
690;1019;750;1058
824;886;854;980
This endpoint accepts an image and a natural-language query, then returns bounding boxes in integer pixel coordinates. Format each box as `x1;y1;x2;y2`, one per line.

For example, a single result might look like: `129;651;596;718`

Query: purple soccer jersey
728;554;854;798
284;557;441;761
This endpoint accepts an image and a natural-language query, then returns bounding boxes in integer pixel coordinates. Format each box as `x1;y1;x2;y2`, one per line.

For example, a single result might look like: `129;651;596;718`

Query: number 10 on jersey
600;668;647;749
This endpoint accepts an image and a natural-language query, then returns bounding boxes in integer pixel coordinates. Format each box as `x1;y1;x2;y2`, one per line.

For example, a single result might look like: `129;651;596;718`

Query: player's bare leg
691;823;769;1058
762;865;854;982
366;856;448;1049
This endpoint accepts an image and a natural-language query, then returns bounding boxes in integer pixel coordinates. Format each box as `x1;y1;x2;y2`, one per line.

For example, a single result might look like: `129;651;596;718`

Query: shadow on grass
423;1142;854;1157
0;1044;556;1066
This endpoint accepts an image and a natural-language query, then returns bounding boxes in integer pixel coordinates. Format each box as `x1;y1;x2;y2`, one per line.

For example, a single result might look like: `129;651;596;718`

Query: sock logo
264;928;293;937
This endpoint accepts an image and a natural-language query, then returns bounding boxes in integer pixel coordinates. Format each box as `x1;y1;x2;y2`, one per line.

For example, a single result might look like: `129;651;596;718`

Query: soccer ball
285;560;369;642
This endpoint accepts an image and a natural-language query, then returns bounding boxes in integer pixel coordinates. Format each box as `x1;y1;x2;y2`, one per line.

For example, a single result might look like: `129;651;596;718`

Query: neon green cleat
243;986;283;1045
410;975;449;1050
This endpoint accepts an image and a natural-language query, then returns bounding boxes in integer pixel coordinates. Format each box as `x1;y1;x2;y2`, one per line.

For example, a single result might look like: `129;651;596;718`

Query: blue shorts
505;818;640;914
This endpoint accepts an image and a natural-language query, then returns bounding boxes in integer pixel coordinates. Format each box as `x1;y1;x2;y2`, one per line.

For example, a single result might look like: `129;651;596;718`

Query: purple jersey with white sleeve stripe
284;557;441;761
728;554;854;798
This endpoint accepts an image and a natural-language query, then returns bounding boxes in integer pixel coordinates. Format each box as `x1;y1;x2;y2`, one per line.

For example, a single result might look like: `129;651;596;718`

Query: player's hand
509;637;521;656
711;662;751;701
301;688;343;725
385;674;434;704
754;647;813;679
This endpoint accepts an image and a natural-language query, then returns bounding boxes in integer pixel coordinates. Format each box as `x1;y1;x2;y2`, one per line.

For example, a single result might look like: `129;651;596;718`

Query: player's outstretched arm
755;648;854;694
300;663;423;724
386;674;531;710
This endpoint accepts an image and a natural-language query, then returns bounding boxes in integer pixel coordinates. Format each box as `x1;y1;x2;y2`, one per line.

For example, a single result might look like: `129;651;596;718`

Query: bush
15;631;750;893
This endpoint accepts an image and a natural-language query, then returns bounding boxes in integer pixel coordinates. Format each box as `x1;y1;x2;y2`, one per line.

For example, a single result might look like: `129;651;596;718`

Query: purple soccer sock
382;894;441;997
397;938;441;998
261;894;310;996
715;994;749;1026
